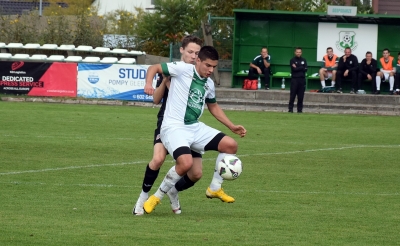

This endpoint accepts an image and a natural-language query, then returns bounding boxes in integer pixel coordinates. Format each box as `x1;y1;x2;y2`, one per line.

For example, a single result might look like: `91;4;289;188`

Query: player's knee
174;147;193;172
176;158;193;173
150;154;166;169
218;137;238;154
188;168;202;181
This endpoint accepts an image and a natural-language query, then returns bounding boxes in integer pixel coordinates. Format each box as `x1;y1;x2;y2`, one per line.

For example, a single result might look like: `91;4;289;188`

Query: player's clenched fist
144;83;154;95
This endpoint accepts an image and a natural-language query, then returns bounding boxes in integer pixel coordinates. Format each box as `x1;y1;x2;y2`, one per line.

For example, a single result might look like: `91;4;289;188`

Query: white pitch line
1;181;399;197
0;161;147;176
238;144;400;157
256;189;400;196
1;145;399;176
2;134;149;141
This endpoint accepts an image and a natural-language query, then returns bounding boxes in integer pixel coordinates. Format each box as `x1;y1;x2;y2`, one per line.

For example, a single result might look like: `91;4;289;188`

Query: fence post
202;20;220;85
169;42;173;62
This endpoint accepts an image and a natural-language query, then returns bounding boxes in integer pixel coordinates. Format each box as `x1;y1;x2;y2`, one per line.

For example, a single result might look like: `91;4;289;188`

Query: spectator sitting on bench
248;47;271;90
336;47;359;94
358;51;377;94
319;47;338;89
376;48;396;95
394;52;400;95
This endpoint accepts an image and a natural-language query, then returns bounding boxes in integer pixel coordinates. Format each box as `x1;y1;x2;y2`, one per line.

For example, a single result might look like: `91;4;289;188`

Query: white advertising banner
317;23;378;61
77;63;157;101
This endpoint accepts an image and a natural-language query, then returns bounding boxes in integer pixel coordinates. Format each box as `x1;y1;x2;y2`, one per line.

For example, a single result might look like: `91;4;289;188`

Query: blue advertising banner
77;63;156;101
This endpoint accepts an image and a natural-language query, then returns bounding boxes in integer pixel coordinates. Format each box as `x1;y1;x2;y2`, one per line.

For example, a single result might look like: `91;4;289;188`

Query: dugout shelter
232;9;400;92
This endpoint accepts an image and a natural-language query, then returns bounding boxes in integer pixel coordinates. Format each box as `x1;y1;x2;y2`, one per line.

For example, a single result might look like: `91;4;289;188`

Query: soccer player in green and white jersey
143;46;246;214
132;35;204;216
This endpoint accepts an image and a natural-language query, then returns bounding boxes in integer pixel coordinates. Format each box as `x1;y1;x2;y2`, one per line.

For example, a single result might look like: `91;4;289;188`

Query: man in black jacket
248;47;271;89
288;47;307;113
358;51;377;94
336;47;359;93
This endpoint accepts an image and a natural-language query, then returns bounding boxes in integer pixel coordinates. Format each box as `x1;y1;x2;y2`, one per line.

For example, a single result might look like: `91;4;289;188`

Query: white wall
94;0;154;15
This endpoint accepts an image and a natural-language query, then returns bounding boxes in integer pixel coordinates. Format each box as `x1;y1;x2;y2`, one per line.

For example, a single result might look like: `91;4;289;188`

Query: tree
133;0;205;56
200;0;273;17
271;0;328;12
43;0;95;15
200;0;372;16
130;0;373;56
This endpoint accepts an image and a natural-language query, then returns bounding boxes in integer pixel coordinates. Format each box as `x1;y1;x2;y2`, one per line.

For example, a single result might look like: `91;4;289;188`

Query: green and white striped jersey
161;61;216;126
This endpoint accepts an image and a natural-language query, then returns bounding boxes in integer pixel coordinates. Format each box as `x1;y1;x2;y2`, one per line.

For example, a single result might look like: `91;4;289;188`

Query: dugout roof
233;9;400;25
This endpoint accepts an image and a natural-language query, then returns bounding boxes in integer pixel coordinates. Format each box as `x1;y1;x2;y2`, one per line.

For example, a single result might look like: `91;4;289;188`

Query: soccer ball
217;154;242;180
343;34;351;43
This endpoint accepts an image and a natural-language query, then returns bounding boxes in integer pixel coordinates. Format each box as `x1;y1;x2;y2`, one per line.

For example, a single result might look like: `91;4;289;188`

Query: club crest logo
336;31;358;52
189;88;204;103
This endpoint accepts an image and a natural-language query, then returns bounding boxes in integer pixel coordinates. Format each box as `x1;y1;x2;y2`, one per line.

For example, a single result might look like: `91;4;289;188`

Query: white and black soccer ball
343;34;352;43
217;154;242;181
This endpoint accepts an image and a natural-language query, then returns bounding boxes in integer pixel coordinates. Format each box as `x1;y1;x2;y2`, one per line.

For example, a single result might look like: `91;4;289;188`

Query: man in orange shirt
319;47;339;89
376;48;396;95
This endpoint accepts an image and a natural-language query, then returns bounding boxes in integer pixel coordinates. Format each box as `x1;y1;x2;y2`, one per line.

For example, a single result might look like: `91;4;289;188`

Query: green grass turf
0;101;399;245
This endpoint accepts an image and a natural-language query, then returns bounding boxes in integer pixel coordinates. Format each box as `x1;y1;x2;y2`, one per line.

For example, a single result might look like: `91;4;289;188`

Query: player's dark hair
295;47;302;51
327;47;333;51
383;48;390;53
181;35;203;49
345;47;351;51
261;47;268;51
198;46;219;61
366;51;372;55
398;52;400;56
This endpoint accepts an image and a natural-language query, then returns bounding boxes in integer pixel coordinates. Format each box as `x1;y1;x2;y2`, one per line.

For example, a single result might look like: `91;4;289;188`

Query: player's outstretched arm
207;102;247;138
153;76;170;104
144;64;163;95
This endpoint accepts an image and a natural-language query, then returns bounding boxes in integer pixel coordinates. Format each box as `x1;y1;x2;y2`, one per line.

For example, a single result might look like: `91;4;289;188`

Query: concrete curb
2;87;400;116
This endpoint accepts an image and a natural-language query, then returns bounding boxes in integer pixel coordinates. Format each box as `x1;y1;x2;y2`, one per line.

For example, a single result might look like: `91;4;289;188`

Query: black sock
175;174;196;192
141;164;159;193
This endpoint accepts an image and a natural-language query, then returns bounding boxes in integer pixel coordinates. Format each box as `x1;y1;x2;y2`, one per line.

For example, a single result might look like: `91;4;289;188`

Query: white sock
140;191;148;199
169;186;178;195
376;76;381;90
331;81;335;87
209;153;226;191
321;81;326;88
154;166;182;199
389;76;394;91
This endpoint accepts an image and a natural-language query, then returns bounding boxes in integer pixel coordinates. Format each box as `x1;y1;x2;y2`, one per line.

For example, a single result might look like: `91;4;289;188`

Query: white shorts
326;71;333;79
161;122;220;156
382;72;390;81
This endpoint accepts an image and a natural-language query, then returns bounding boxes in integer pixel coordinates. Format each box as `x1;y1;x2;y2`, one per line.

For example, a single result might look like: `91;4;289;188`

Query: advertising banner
0;61;77;97
77;63;156;101
317;23;378;61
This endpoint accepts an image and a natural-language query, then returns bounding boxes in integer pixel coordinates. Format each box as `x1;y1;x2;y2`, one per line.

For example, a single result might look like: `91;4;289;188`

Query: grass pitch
0;101;399;245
